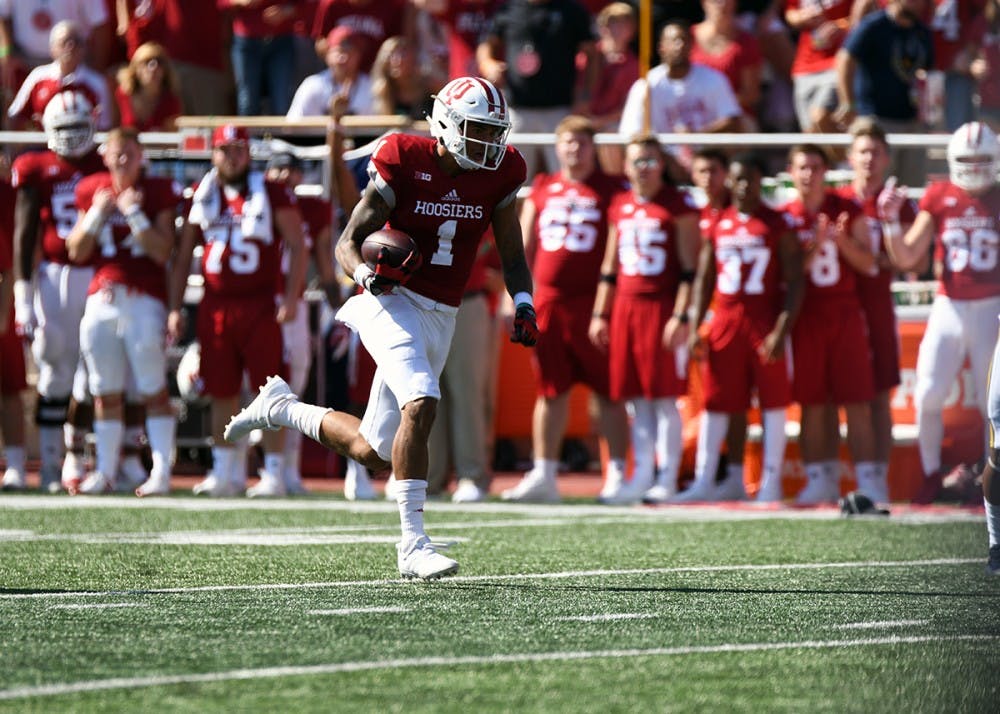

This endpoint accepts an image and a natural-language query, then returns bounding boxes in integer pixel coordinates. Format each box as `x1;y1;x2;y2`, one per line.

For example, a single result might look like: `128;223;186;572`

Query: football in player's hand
362;229;420;269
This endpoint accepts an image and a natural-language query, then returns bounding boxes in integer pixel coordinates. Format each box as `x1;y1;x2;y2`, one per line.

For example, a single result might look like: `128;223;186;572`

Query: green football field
0;494;996;713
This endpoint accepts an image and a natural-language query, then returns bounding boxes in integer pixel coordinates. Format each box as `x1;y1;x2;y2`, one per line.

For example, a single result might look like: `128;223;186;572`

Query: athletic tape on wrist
125;207;152;235
353;263;374;286
81;206;106;236
513;291;533;309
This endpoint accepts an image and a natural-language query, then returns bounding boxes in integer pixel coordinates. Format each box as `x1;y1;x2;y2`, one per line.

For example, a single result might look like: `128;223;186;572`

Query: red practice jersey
920;181;1000;300
784;192;865;304
10;149;105;266
529;169;626;302
74;173;181;303
608;185;698;296
367;133;526;307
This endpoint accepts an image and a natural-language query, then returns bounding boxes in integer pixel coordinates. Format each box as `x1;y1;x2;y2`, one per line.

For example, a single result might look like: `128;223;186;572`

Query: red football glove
510;303;539;347
361;247;423;295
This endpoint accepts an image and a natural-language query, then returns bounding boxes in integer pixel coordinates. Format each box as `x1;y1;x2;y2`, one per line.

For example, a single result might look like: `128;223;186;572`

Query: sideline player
0;160;27;491
684;153;804;503
11;90;104;492
983;319;1000;575
882;121;1000;503
66;128;179;496
224;77;537;579
589;135;699;504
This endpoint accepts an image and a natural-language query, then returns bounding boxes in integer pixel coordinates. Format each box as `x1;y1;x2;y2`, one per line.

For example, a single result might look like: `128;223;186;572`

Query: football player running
11;90;104;493
224;77;537;580
883;121;1000;504
66;128;180;496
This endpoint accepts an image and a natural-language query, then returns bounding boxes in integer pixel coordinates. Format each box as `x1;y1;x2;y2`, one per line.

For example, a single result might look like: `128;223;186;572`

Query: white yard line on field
554;613;657;622
50;603;147;611
829;620;929;630
0;557;980;601
306;606;411;616
0;634;992;701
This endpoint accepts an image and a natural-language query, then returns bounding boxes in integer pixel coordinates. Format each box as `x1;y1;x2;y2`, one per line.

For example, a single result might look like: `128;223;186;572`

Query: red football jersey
436;0;502;80
75;173;180;303
10;149;105;266
312;0;408;70
929;0;987;72
191;178;296;299
920;181;1000;300
529;169;626;302
709;204;793;319
787;0;854;76
784;192;865;303
608;185;698;297
367;133;526;307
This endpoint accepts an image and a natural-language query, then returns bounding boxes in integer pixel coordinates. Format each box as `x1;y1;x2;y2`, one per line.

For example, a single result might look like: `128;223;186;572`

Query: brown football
361;228;420;269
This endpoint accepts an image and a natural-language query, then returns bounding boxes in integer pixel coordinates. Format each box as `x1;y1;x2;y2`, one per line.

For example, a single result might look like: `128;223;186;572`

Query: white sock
38;426;64;472
762;408;787;480
917;407;943;475
534;458;558;482
694;412;729;485
628;399;655;486
283;428;303;477
824;460;841;484
64;422;86;453
986;500;1000;548
726;462;744;483
269;398;331;443
4;446;25;473
395;478;427;548
855;461;878;484
804;462;826;484
263;452;285;480
93;420;124;478
145;415;175;478
654;398;682;488
212;446;235;483
607;458;626;482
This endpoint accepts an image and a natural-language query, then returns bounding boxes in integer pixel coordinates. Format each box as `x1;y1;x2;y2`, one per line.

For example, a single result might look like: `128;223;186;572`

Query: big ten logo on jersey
202;212;271;276
940;212;998;273
538;189;601;253
617;211;668;277
52;180;82;238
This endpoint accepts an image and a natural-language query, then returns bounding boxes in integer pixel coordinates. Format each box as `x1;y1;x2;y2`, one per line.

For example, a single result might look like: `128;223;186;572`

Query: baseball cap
326;25;361;49
266;151;303;172
212;124;249;148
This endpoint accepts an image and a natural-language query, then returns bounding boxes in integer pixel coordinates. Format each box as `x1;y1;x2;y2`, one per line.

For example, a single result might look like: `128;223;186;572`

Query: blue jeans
944;71;976;132
230;33;295;116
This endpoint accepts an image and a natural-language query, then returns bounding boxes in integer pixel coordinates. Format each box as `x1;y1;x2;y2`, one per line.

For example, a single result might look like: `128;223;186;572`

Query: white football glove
13;280;35;338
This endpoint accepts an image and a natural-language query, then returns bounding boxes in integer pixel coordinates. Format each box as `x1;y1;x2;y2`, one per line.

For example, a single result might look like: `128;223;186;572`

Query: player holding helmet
883;121;1000;504
224;76;537;580
11;90;104;492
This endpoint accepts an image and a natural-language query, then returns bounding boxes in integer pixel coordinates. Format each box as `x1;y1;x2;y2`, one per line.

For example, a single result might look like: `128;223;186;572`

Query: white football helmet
176;342;208;406
430;76;511;171
42;90;95;158
947;121;999;194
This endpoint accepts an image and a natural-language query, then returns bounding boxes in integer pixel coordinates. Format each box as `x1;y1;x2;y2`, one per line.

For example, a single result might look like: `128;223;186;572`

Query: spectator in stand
288;25;374;118
588;3;639;133
682;152;803;503
589;135;700;505
7;21;112;130
0;0;111;69
501;115;630;504
974;0;1000;130
835;0;933;185
291;0;324;86
426;240;502;503
835;118;918;504
692;0;763;130
167;125;307;498
369;35;435;120
618;21;742;174
222;0;300;116
477;0;599;178
118;0;232;116
0;157;27;492
624;0;706;58
881;121;1000;504
414;0;501;81
928;0;987;131
784;144;880;505
65;127;179;497
784;0;854;133
113;41;181;131
312;0;414;73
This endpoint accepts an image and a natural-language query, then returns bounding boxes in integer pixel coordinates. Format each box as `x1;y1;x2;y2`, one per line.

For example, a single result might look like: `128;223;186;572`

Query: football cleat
501;469;560;503
794;472;839;505
344;460;377;501
117;454;149;492
988;545;1000;576
713;472;748;501
597;480;642;505
397;538;459;580
135;471;170;498
223;375;294;443
40;464;63;494
642;482;677;504
246;471;287;498
451;479;487;503
77;471;114;495
1;467;26;491
855;471;890;506
911;470;944;505
62;451;87;490
283;471;310;496
668;479;717;504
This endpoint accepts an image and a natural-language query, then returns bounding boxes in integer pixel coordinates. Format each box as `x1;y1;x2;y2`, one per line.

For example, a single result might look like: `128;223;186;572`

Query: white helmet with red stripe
947;121;999;194
42;89;95;158
430;76;511;171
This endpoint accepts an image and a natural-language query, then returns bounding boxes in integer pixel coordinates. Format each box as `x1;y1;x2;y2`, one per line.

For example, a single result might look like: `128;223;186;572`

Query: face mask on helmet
430;77;511;171
948;122;999;194
42;91;96;158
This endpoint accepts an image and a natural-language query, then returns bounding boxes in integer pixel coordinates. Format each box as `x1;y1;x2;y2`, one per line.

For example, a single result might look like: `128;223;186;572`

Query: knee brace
36;396;70;427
